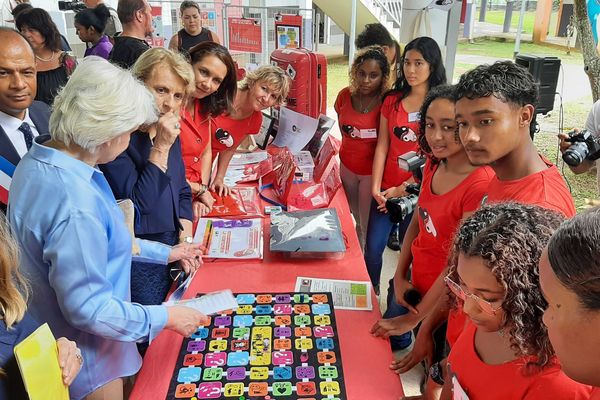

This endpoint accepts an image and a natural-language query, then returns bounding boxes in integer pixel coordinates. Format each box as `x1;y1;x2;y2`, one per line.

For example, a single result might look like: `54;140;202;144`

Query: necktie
18;122;34;150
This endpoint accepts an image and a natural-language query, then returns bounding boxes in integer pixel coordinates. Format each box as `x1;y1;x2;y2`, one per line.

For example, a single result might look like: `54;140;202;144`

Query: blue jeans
384;278;413;350
364;199;413;287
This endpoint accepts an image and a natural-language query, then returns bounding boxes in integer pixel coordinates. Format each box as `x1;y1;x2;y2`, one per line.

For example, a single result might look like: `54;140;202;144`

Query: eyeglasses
444;275;503;315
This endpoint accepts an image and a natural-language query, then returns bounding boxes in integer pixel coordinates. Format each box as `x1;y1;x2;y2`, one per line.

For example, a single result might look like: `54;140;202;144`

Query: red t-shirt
334;87;380;175
590;388;600;400
446;307;467;348
380;93;420;190
180;100;211;184
210;110;263;159
447;322;592;400
411;161;494;295
485;157;576;218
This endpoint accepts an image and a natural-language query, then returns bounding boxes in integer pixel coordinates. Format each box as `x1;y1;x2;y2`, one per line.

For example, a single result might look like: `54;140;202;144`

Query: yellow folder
13;323;69;400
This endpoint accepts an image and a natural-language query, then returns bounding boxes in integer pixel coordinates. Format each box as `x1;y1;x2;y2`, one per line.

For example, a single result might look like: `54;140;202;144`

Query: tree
573;0;600;102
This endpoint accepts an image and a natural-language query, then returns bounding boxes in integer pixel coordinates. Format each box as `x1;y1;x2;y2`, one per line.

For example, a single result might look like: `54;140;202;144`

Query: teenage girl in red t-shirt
378;85;494;373
440;204;591;400
334;46;390;247
209;65;290;196
540;211;600;400
180;42;237;219
365;37;447;350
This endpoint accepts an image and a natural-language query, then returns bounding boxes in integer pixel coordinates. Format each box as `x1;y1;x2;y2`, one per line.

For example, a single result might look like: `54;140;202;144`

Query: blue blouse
99;132;193;236
8;137;172;399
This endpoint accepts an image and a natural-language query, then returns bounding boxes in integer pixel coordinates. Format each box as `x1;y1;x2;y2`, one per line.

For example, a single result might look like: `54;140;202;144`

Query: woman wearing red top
440;204;591;400
375;85;494;374
180;42;237;218
365;37;446;349
334;46;390;247
209;65;290;196
540;209;600;400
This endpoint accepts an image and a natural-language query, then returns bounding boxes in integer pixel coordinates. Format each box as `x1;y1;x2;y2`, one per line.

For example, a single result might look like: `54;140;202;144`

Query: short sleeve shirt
380;93;420;189
411;161;494;295
210;111;263;158
447;322;592;399
484;157;576;217
334;87;380;175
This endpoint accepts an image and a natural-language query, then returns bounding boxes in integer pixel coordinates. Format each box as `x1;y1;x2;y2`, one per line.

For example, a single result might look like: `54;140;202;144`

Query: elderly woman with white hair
7;57;207;400
99;48;198;318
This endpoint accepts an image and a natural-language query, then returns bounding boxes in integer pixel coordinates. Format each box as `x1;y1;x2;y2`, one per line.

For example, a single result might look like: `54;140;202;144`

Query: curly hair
547;206;600;311
418;84;457;166
447;202;564;372
348;45;390;97
454;61;539;138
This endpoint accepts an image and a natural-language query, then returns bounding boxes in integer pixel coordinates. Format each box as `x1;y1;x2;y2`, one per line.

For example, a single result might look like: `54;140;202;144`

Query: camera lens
386;194;418;223
563;142;590;167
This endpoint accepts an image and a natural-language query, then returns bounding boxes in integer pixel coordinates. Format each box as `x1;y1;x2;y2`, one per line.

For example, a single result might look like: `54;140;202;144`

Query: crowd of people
0;0;599;398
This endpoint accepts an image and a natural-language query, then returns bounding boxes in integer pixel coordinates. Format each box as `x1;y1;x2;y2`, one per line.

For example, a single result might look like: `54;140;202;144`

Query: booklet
194;218;263;259
295;277;373;311
14;323;69;400
166;289;238;315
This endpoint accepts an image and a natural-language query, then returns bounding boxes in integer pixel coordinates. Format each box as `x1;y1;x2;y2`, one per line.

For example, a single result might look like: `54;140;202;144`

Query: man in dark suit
0;28;50;210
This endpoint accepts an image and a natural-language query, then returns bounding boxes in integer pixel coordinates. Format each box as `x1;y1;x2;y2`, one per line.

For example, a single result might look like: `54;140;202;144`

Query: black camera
385;151;426;223
58;1;86;11
563;129;600;167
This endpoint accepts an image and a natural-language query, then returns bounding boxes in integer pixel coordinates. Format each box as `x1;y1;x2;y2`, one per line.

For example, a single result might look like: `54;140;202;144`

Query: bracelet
198;184;208;196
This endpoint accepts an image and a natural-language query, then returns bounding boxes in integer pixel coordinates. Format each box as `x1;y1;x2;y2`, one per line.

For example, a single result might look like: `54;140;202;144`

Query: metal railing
367;0;403;28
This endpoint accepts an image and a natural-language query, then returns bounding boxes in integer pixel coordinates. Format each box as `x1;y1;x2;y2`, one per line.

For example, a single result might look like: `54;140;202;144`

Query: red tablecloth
130;189;403;399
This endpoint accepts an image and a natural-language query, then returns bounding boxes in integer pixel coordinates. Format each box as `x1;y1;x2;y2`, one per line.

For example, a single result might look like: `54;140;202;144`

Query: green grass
483;10;559;37
456;40;582;64
327;62;350;106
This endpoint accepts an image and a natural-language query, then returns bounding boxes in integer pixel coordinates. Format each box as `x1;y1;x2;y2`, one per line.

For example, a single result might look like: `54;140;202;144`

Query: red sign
274;14;303;49
228;17;262;53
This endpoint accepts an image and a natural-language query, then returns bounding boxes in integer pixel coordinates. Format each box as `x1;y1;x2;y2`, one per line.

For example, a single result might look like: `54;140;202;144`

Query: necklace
35;51;56;62
358;94;378;114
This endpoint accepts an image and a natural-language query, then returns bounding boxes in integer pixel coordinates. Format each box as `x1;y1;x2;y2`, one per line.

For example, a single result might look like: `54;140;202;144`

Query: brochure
295;277;373;311
194;218;263;259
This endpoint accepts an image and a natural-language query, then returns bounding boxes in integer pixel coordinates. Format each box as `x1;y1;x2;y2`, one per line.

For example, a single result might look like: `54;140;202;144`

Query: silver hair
50;56;159;152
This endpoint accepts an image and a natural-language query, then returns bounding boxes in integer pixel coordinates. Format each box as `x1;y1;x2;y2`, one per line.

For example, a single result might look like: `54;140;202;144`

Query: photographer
557;99;600;192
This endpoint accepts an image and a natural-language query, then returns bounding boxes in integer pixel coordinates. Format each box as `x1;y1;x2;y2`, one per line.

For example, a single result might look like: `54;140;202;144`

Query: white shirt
584;99;600;194
0;109;40;158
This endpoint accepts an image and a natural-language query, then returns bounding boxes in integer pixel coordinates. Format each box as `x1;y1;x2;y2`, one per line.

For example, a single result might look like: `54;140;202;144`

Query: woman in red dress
180;42;237;218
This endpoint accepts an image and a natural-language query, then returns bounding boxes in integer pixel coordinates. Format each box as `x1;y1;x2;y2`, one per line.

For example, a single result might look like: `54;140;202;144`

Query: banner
228;17;262;53
149;6;165;48
275;14;303;49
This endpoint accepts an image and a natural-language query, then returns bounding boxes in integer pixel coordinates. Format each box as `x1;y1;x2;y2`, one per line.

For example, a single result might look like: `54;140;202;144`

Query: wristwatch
429;361;445;386
183;236;193;244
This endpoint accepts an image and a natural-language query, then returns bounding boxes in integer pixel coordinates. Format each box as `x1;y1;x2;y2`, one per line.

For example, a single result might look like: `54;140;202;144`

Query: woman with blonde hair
0;213;83;399
8;56;206;399
210;64;290;195
100;48;200;313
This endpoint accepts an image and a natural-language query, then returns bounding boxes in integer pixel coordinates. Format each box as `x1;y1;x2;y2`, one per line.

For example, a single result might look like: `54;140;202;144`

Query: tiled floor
379;246;426;398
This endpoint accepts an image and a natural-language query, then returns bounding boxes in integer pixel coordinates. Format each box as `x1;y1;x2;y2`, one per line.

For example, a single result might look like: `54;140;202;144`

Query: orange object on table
129;189;403;400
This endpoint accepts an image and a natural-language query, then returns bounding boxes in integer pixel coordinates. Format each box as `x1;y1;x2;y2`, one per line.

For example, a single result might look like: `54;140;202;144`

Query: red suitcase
270;48;327;119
